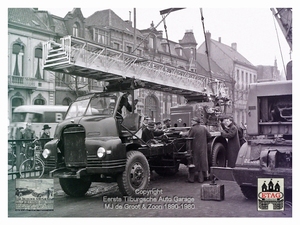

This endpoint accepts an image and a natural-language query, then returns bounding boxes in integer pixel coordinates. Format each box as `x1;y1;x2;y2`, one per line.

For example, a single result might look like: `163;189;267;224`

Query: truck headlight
97;147;106;158
42;149;51;159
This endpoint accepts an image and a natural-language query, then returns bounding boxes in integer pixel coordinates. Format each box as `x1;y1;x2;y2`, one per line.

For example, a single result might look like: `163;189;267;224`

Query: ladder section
43;36;228;98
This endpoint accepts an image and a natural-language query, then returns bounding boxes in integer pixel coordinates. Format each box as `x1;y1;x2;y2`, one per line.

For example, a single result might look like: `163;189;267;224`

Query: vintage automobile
15;188;33;197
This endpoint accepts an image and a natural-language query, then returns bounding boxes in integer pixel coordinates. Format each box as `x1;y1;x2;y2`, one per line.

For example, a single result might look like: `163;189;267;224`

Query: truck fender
208;136;228;156
235;142;249;166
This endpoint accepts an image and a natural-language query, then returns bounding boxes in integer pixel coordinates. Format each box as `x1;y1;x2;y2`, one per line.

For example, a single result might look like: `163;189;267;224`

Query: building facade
197;32;258;126
8;8;262;126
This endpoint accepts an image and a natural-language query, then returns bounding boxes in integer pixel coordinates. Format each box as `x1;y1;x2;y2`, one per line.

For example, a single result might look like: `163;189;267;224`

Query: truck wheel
240;185;257;199
154;162;179;176
211;143;226;167
117;151;150;196
59;178;91;197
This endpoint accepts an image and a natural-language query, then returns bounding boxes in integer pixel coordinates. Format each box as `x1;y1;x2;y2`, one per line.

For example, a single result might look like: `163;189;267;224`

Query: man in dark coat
181;117;212;183
40;124;51;149
117;92;138;116
219;117;241;168
141;122;163;144
23;123;36;157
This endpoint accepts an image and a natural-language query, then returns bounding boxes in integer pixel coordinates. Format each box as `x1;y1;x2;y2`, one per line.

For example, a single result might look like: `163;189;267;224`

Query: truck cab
42;91;149;196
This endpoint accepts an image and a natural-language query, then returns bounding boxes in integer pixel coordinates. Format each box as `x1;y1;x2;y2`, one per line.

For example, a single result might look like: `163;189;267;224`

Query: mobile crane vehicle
41;33;232;197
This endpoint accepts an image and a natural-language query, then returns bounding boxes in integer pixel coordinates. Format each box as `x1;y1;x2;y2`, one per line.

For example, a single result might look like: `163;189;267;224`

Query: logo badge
257;178;284;211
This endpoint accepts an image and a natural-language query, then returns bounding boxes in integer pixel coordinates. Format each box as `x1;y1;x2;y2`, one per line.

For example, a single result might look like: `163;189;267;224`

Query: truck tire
154;162;179;176
211;143;226;167
117;151;150;196
240;185;257;199
59;178;91;197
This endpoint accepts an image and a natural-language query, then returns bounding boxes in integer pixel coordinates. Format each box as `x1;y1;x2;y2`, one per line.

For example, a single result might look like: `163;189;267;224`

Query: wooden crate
201;183;224;201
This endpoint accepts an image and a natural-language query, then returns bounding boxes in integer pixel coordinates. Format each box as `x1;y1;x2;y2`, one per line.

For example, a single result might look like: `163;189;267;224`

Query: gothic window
12;42;24;76
73;23;79;37
11;97;24;113
145;95;158;120
34;47;43;79
34;98;45;105
62;97;72;106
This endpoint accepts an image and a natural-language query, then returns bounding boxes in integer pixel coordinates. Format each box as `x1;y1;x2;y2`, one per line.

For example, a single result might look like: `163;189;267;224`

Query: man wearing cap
155;121;163;132
40;124;51;149
181;117;211;183
219;116;240;168
162;118;171;131
141;122;163;144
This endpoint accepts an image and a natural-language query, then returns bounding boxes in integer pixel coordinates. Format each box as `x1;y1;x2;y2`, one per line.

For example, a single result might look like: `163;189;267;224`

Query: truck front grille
63;126;86;167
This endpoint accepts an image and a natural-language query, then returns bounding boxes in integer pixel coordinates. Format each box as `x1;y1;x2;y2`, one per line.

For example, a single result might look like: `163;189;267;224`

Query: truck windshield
65;96;117;119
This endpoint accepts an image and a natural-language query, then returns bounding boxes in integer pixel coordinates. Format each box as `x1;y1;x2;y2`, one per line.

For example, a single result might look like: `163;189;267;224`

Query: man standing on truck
117;91;138;116
219;116;240;168
180;117;211;183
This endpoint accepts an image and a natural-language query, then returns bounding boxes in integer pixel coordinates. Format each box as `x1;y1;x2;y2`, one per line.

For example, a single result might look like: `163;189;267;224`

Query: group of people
14;123;52;170
180;115;242;183
141;117;171;144
110;91;243;183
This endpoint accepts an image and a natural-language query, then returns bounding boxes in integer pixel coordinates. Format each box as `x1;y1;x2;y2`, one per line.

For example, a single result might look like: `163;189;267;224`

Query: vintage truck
41;84;232;197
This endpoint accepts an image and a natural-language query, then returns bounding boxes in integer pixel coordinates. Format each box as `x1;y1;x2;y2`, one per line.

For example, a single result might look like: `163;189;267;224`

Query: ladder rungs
45;56;68;63
47;51;67;59
44;61;70;69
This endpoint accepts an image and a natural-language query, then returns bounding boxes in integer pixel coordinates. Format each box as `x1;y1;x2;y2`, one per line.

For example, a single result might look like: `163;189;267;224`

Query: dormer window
149;36;154;49
175;44;183;56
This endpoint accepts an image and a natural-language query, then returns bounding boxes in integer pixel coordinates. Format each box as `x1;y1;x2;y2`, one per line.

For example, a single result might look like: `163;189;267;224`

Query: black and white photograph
5;0;297;222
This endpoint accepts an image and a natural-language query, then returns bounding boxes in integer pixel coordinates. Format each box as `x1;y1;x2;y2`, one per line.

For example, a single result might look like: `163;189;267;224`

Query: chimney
218;37;221;43
205;31;211;53
205;31;211;41
231;43;237;51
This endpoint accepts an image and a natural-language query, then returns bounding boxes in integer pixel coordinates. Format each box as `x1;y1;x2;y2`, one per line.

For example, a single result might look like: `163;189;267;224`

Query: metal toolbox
201;183;224;201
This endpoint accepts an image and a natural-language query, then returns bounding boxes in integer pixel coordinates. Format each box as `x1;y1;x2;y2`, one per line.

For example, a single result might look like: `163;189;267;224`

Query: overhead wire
271;10;287;77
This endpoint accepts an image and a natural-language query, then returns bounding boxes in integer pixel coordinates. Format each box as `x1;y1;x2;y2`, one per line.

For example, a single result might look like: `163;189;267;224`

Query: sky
39;5;293;75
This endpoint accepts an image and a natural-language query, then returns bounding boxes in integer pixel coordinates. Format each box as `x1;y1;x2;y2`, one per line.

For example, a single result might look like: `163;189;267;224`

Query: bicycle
8;142;26;172
19;139;45;178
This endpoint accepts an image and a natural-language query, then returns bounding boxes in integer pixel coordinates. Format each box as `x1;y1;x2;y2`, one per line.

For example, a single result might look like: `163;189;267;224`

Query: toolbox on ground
200;183;224;201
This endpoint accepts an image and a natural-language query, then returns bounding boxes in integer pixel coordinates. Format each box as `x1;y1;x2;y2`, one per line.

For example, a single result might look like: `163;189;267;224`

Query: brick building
8;8;259;125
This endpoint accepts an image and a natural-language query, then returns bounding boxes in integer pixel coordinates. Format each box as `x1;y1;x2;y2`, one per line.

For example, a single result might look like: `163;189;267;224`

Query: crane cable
271;11;287;77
